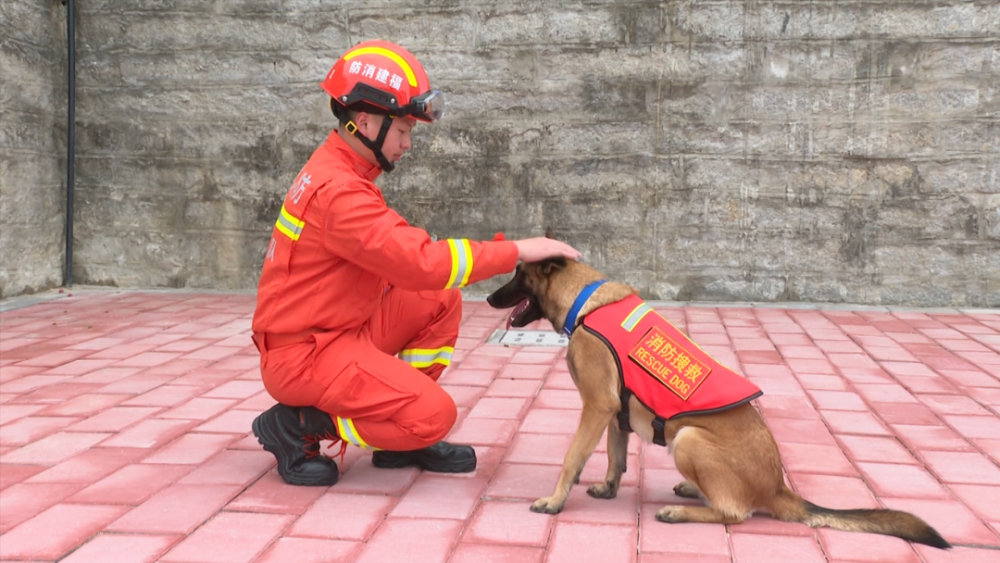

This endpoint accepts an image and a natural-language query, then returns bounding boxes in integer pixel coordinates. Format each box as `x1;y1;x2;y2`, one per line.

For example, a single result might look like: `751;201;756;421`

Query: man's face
357;113;416;166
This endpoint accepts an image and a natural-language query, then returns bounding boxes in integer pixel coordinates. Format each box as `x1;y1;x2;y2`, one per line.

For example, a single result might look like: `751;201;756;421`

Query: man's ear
540;256;566;276
544;226;555;239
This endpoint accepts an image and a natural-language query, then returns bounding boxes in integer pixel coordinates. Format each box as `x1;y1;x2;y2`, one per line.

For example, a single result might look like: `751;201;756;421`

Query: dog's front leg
531;406;614;514
587;420;628;499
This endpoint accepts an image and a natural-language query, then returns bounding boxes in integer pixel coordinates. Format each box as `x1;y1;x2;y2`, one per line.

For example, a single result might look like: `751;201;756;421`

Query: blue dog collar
563;280;607;337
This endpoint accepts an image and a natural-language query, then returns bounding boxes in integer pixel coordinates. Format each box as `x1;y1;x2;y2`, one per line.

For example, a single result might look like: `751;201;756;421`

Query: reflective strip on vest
445;239;473;289
621;302;654;332
336;416;378;450
400;346;454;368
275;205;305;241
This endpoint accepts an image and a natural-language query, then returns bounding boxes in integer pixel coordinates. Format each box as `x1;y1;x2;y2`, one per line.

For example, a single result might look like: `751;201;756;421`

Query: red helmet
322;40;444;123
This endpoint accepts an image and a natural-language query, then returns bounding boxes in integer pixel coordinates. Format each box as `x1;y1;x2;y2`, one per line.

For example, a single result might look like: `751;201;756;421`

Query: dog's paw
586;482;618;499
529;497;565;514
673;481;702;499
655;506;688;523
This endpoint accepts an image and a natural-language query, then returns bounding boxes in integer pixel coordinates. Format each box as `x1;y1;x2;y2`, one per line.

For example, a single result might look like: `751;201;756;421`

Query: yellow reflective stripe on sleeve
336;416;378;450
400;346;454;368
445;239;473;289
275;205;305;241
621;302;654;332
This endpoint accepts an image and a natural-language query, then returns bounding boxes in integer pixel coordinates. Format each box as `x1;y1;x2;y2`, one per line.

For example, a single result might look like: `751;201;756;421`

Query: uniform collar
324;129;382;182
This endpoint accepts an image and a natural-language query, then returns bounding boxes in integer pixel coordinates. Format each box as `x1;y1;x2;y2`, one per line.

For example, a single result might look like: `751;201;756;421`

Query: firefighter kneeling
250;40;580;485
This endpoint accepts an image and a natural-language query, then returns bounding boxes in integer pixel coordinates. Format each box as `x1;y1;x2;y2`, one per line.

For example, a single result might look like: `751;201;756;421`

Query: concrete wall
11;1;1000;306
0;1;67;299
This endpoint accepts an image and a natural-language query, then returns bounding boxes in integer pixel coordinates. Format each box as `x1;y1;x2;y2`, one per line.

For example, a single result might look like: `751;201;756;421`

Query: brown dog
487;257;950;549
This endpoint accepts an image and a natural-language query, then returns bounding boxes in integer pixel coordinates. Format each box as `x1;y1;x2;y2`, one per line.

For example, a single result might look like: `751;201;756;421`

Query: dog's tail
770;486;950;549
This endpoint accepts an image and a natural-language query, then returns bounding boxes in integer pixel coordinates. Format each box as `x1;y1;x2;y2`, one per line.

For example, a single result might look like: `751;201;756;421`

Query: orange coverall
252;130;518;452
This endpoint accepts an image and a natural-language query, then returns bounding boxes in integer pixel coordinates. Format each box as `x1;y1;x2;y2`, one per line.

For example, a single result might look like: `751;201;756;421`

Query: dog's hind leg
672;481;703;499
531;405;614;514
656;505;747;524
587;421;629;499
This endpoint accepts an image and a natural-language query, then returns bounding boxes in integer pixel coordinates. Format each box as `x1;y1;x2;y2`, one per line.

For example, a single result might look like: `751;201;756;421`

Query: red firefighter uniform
580;295;762;445
253;130;518;452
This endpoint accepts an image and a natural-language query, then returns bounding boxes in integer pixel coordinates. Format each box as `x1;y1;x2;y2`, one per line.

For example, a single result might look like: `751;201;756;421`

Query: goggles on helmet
395;90;445;122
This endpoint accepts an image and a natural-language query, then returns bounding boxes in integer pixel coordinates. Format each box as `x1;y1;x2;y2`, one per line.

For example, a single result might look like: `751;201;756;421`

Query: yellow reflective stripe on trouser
275;205;305;241
336;417;378;450
400;346;454;368
445;239;473;289
621;302;654;332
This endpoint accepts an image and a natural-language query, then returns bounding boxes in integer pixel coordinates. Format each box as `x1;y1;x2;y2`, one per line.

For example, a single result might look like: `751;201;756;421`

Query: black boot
252;404;340;486
371;441;477;473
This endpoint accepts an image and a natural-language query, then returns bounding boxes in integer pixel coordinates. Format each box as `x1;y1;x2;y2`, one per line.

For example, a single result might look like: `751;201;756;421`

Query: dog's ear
539;256;566;276
544;226;555;239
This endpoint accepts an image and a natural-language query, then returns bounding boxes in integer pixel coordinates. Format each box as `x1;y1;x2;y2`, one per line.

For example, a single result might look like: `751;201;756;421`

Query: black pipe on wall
64;0;75;287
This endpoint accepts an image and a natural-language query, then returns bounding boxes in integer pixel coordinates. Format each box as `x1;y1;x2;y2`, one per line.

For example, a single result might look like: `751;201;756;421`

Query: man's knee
409;388;457;448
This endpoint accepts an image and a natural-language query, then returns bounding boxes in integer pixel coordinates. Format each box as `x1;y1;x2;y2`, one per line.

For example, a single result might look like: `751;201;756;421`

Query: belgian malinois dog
487;257;949;549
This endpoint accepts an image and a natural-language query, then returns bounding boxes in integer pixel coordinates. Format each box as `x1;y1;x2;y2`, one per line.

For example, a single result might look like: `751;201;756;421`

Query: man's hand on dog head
514;237;581;263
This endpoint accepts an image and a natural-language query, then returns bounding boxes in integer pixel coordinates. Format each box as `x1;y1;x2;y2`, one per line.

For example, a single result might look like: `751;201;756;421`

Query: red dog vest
581;295;762;446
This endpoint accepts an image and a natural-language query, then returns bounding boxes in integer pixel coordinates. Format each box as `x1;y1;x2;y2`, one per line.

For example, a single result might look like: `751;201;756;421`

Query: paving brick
816;528;920;562
158;397;238;420
24;446;144;484
58;533;182;563
99;417;198;449
331;457;420;495
891;424;974;452
467;396;532;419
68;463;194;504
107;483;242;534
757;395;820;420
448;417;520;447
465;499;554;547
941;414;1000;439
729;532;826;563
505;433;574;465
159;511;294;563
226;469;327;514
788;473;879;509
354;517;464;563
920;450;1000;485
142;432;240;464
856;462;950;499
0;482;83;533
519;408;581;435
545;521;637;563
39;393;131;416
0;503;130;560
948;484;1000;522
836;434;919;464
486;378;543;397
451;543;546;563
777;442;856;476
287;491;395;540
486;463;563;500
0;415;81;446
390;474;487;520
2;431;110;465
765;417;837;445
913;544;1000;563
0;463;45;490
255;537;360;563
919;394;994;415
639;505;730;556
870;401;942;425
439;368;501;386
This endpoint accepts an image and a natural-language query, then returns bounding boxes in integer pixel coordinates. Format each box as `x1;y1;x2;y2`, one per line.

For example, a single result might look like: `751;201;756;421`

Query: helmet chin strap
345;116;395;173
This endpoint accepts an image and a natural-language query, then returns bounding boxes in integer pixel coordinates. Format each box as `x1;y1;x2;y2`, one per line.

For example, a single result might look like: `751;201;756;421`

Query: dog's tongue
506;299;530;330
